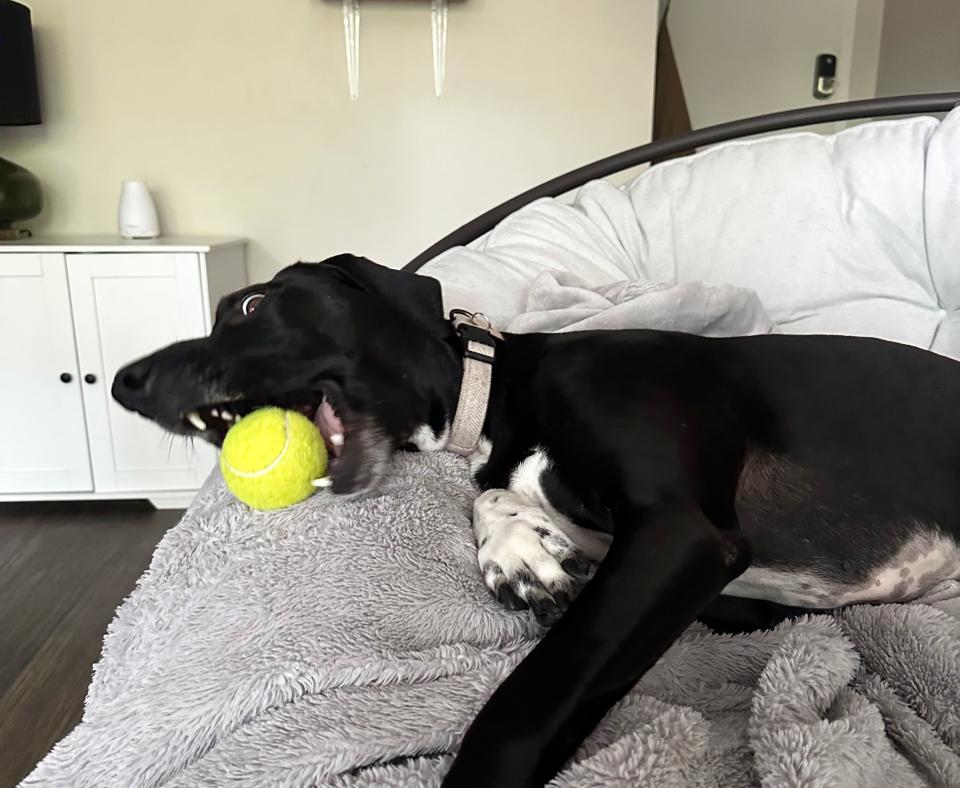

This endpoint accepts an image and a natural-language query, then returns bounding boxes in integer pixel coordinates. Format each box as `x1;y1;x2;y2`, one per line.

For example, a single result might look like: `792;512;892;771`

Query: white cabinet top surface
0;235;245;253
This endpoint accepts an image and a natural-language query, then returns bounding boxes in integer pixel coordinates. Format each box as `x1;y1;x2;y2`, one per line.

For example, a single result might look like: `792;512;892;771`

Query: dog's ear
320;254;445;325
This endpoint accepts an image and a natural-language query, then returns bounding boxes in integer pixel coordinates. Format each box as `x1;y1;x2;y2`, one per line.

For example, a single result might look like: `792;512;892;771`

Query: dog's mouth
180;391;354;480
176;381;393;496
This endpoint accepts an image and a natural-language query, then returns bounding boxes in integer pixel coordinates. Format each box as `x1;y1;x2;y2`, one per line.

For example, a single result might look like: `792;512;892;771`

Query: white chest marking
468;436;492;474
408;421;494;476
409;423;450;452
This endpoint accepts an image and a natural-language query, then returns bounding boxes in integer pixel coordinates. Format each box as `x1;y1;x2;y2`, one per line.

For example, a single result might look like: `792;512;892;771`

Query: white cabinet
67;253;213;494
0;254;92;493
0;237;246;509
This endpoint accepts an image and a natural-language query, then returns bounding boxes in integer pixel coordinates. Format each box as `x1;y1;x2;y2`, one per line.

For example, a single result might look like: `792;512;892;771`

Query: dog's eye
240;293;264;315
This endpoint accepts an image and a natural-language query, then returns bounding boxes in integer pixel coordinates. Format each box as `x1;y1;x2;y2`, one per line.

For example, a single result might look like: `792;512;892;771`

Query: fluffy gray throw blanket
23;452;960;788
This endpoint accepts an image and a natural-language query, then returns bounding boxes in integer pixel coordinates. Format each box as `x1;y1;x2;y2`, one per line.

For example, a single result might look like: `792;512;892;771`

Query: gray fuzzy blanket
23;451;960;788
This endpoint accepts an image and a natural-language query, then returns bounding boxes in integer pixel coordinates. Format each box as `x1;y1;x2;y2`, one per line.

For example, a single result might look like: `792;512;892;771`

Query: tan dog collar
447;310;502;456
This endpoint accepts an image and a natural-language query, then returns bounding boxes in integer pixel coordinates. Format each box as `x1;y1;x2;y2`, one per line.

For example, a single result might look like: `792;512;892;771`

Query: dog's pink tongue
315;400;344;457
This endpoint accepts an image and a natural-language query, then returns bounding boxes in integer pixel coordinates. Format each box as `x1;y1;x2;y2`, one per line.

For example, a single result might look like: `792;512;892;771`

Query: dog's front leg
443;499;749;788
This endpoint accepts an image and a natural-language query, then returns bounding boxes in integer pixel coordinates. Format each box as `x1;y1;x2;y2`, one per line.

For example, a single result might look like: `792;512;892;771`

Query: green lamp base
0;155;43;233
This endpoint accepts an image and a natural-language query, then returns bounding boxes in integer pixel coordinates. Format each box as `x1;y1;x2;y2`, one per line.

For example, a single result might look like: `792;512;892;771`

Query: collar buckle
450;309;502;336
457;324;496;362
450;309;502;360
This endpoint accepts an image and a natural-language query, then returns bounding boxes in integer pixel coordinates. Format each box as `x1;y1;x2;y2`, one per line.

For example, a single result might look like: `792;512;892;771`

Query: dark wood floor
0;500;180;788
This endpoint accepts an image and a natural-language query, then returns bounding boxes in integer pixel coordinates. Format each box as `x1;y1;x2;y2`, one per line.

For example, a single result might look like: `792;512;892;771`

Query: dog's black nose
112;357;154;411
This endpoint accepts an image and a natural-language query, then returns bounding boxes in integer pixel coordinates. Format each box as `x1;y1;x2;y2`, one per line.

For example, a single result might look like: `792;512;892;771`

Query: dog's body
471;328;960;610
112;256;960;787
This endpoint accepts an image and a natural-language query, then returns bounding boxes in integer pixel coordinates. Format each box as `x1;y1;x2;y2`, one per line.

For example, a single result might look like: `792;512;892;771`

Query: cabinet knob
84;373;97;384
60;372;73;383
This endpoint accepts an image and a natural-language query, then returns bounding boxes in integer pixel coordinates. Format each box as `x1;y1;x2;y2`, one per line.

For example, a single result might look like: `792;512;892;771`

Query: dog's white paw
473;488;595;625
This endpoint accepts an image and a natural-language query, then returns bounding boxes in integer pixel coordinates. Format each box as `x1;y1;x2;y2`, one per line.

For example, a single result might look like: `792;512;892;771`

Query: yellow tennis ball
219;407;328;510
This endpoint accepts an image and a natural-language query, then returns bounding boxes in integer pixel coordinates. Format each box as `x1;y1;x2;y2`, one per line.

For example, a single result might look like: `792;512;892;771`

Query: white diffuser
118;180;160;239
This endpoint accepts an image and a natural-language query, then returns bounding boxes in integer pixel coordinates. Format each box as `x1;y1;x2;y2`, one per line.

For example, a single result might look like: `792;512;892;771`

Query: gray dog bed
23;451;960;787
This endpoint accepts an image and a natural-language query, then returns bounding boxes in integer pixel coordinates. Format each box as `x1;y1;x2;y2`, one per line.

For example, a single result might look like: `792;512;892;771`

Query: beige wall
876;0;960;97
2;0;657;282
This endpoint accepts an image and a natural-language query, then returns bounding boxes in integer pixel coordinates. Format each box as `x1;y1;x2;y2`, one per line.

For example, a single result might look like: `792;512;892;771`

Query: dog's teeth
222;409;234;421
186;411;207;431
210;408;220;418
312;477;333;488
330;433;345;447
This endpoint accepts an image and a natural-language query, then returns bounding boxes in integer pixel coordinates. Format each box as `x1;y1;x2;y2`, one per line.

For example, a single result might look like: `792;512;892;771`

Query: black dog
113;255;960;787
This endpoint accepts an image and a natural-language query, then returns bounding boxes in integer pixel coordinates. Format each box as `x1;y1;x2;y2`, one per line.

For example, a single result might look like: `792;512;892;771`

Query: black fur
112;256;960;787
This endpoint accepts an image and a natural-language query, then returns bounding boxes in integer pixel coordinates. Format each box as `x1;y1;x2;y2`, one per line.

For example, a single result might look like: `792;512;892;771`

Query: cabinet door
0;254;93;493
67;253;217;492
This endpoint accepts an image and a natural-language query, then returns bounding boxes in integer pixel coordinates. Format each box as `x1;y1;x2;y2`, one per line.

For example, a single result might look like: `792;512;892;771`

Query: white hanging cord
431;0;447;98
342;0;360;100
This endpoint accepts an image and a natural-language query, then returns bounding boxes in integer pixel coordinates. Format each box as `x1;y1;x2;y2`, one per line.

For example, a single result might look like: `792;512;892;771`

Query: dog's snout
110;337;213;428
112;357;154;411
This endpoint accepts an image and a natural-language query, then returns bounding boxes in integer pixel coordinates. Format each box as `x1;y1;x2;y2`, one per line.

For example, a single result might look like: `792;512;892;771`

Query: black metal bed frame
405;92;960;273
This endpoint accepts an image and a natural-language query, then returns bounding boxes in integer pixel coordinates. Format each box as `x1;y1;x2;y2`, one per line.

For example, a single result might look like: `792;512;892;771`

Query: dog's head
111;254;459;495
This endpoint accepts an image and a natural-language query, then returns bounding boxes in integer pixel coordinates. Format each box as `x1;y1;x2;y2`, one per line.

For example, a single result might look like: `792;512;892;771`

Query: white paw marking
504;449;611;562
508;448;553;503
473;487;591;606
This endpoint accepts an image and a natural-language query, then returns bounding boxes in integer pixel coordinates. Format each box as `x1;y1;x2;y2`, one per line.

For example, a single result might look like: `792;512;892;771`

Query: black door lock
813;53;837;99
